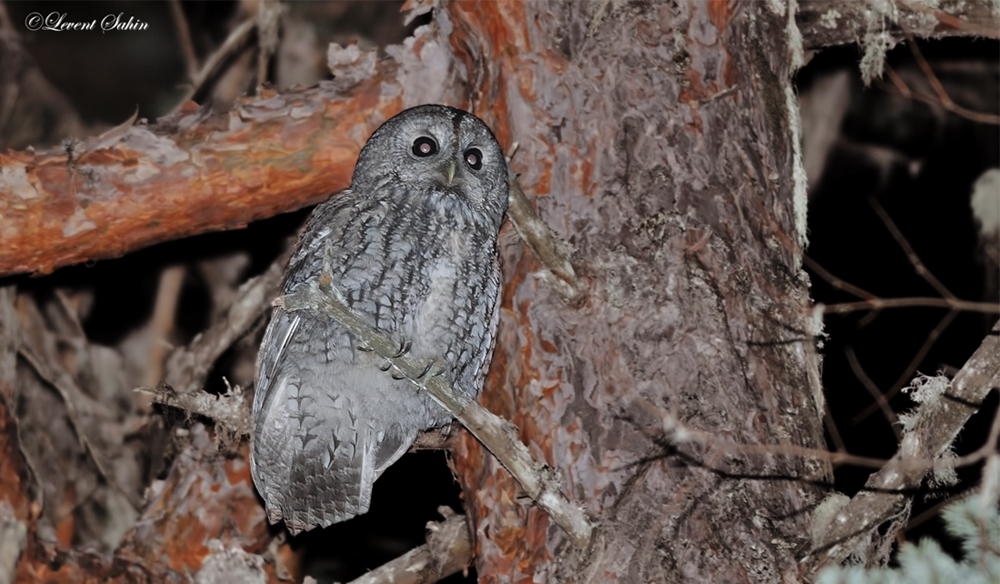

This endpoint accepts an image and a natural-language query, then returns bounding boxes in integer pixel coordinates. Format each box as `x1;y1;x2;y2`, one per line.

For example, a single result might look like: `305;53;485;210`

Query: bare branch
506;171;587;303
845;346;902;441
874;38;1000;126
653;399;997;477
823;404;849;457
178;18;257;108
255;0;284;92
279;278;595;549
0;27;437;278
162;261;282;396
796;0;1000;51
345;508;472;584
804;321;1000;576
136;382;250;439
869;196;954;300
803;255;1000;314
167;0;199;82
145;265;187;388
804;252;878;333
821;297;999;314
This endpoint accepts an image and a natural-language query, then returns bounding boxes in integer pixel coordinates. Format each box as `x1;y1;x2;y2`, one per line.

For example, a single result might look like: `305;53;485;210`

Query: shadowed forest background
0;1;997;583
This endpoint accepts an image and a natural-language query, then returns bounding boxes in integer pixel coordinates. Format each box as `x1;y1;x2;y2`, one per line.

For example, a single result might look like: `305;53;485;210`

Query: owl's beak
446;160;456;185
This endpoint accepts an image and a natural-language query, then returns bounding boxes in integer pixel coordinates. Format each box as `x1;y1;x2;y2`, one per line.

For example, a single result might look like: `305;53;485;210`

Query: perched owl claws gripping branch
250;105;509;534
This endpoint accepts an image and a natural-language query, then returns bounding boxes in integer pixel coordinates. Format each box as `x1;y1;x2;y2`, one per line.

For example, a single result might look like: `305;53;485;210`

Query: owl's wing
250;308;419;533
253;307;299;419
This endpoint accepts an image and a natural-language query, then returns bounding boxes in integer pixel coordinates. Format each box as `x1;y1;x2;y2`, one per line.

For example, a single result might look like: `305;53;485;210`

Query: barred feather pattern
250;105;508;533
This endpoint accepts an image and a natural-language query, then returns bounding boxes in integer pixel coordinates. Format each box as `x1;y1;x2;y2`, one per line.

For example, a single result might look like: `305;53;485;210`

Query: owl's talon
416;361;435;379
394;340;412;358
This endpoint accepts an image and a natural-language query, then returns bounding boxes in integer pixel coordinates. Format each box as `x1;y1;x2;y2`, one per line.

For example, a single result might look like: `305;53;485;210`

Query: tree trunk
2;1;995;582
447;2;826;581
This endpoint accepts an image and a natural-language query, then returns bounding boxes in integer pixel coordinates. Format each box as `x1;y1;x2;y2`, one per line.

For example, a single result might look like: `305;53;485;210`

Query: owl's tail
252;418;373;533
250;310;418;533
252;408;415;533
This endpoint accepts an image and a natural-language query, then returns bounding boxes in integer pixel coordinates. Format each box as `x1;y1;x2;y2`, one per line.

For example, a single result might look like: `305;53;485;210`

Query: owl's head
351;105;509;229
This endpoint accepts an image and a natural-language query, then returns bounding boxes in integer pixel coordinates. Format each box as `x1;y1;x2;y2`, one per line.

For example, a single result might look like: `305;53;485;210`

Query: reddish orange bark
445;1;827;581
2;0;993;581
0;80;383;277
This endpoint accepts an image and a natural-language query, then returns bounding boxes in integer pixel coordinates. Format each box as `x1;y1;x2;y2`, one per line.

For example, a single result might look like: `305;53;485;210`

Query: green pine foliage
816;494;999;584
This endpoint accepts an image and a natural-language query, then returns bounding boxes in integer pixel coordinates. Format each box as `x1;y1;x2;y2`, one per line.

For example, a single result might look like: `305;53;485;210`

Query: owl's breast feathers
251;187;501;531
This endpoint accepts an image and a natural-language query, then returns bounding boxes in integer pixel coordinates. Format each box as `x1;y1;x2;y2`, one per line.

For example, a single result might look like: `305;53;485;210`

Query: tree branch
506;172;586;303
279;275;595;549
162;260;283;396
796;0;999;51
803;321;1000;576
345;507;472;584
0;78;369;277
2;1;993;278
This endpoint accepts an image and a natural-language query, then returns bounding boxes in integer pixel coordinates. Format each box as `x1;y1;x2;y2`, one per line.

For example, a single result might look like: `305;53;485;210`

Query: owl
250;105;509;533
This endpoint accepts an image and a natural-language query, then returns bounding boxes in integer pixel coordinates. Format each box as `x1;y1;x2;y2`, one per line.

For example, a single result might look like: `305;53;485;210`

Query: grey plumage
250;105;508;533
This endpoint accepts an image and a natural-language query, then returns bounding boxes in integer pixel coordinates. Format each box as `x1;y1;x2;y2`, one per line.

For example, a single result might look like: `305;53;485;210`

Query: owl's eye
412;136;438;157
464;148;483;170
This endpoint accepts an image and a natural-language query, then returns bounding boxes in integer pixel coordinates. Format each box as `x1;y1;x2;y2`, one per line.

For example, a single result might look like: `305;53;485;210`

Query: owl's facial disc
352;105;508;225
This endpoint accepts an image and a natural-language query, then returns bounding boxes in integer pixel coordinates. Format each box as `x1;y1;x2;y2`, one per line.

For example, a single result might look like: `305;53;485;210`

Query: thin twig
845;346;902;440
655;397;998;475
903;30;1000;125
823;403;848;457
255;0;283;92
145;264;186;389
804;255;997;314
883;63;915;100
168;0;200;81
175;18;257;110
822;296;998;314
906;2;1000;41
905;36;951;107
279;276;594;549
853;309;959;425
803;254;877;301
880;64;1000;126
869;196;954;300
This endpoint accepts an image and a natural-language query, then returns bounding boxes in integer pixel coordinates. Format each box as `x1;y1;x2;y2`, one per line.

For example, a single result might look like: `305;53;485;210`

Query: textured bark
1;2;994;278
1;1;993;582
796;0;999;51
0;70;460;277
0;282;281;583
442;2;828;582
